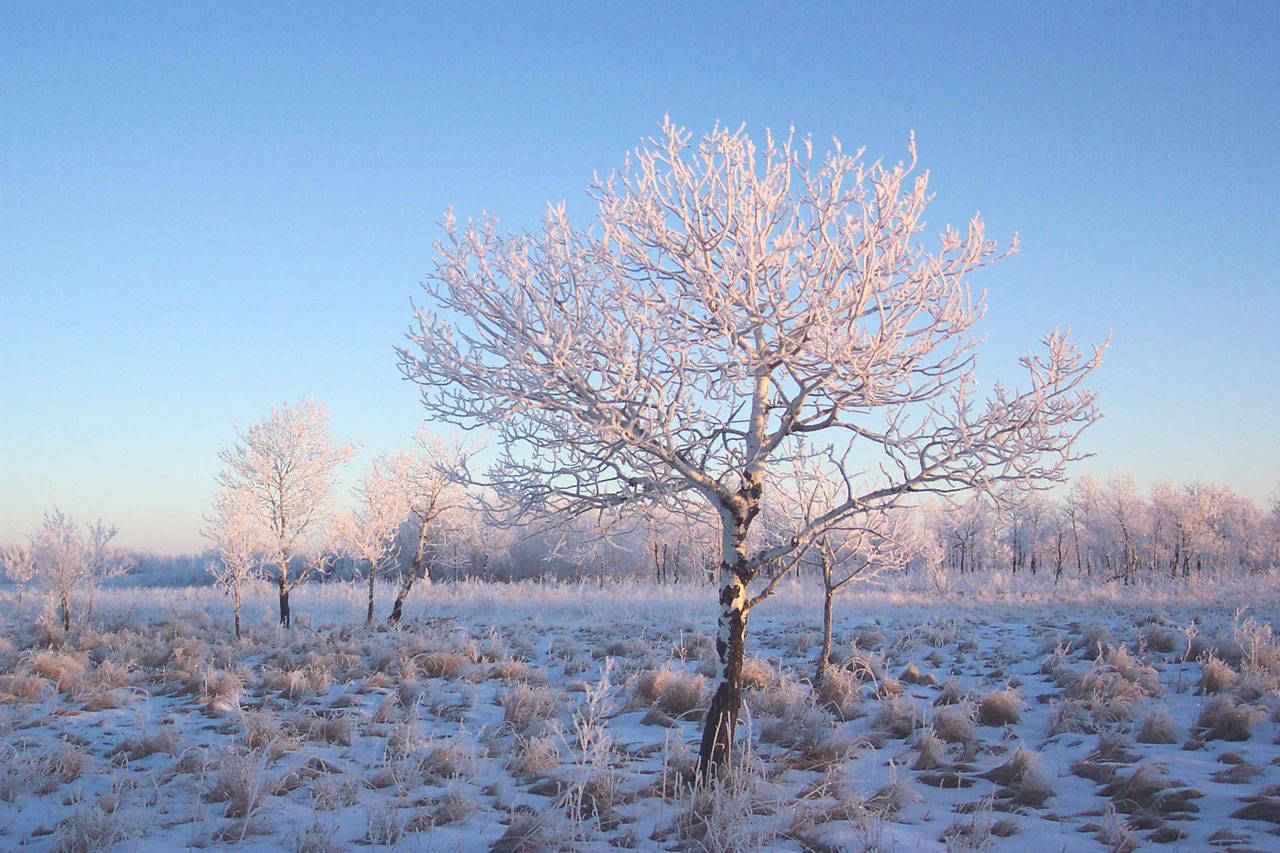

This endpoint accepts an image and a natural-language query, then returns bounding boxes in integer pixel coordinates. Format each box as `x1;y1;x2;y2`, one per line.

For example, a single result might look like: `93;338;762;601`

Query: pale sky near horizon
2;1;1277;554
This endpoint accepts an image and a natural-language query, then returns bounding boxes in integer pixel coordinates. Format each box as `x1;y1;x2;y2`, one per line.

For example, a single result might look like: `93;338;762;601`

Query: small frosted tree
387;429;473;622
25;509;121;631
1;541;37;623
399;119;1103;778
202;486;265;637
765;466;910;685
335;452;410;624
216;398;357;628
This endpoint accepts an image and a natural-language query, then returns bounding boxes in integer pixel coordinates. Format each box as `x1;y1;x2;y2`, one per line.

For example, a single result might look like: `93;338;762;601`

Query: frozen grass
0;575;1276;851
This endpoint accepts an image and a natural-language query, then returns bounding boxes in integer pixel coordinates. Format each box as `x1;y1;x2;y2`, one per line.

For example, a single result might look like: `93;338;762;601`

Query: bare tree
216;398;357;628
388;430;472;623
399;119;1103;778
335;452;409;624
765;466;910;685
24;509;120;631
202;486;265;638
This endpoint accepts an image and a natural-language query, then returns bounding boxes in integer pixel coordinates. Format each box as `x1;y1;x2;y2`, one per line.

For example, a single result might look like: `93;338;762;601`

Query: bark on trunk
233;585;242;639
366;564;375;624
697;485;760;782
815;586;835;686
277;563;291;628
390;519;431;624
698;571;748;781
60;590;71;632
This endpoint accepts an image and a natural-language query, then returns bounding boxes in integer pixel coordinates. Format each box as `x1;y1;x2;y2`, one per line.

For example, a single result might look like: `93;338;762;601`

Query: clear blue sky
2;1;1277;553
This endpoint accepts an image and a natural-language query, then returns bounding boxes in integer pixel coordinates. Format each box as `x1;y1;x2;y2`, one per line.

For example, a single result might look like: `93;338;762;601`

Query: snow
0;574;1277;851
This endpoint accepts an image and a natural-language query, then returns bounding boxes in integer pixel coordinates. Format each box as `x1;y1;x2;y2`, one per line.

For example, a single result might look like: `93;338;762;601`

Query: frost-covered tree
202;486;265;637
387;430;473;622
1;541;37;623
24;509;121;631
774;466;909;685
399;118;1103;778
216;398;357;628
335;453;410;624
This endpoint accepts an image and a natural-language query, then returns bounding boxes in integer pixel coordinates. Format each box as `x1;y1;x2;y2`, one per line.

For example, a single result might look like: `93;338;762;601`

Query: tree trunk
390;519;431;623
367;562;375;624
697;487;759;782
233;584;242;639
277;562;291;628
60;589;71;632
815;584;835;686
699;570;748;781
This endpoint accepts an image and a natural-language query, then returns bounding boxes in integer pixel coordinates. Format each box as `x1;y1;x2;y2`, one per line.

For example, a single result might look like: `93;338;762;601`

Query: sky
2;1;1277;553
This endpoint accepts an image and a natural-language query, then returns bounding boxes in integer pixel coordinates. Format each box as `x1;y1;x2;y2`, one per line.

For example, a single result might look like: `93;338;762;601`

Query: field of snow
1;574;1278;852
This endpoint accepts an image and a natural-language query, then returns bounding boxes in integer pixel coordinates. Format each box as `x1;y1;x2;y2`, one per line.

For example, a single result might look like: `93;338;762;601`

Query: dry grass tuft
657;673;705;717
931;704;978;745
1197;654;1237;694
416;650;471;678
843;649;886;683
1136;709;1180;744
739;656;779;690
206;748;266;818
933;679;969;706
813;669;861;721
868;773;920;815
500;684;561;730
507;734;561;776
50;806;127;853
483;659;546;684
983;745;1052;807
1195;696;1260;742
873;695;923;739
1140;623;1178;654
1074;624;1115;660
632;666;705;716
912;730;948;771
1101;761;1202;818
420;742;475;781
430;786;479;826
977;688;1022;726
1209;762;1263;784
899;663;935;686
491;814;552;853
298;713;353;747
26;650;87;693
1230;797;1280;824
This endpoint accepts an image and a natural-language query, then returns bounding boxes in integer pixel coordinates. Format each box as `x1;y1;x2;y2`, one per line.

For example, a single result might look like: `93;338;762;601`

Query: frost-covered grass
0;572;1278;851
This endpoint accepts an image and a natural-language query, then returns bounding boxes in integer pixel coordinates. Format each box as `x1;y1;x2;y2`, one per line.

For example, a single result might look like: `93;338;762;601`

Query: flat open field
1;575;1278;851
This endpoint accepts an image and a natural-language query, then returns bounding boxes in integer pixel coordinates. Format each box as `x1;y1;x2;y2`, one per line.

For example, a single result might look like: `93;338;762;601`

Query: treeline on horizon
97;472;1280;590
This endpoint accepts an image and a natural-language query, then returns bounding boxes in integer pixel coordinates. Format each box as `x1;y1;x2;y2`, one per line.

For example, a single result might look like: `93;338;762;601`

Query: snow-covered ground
1;574;1278;851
